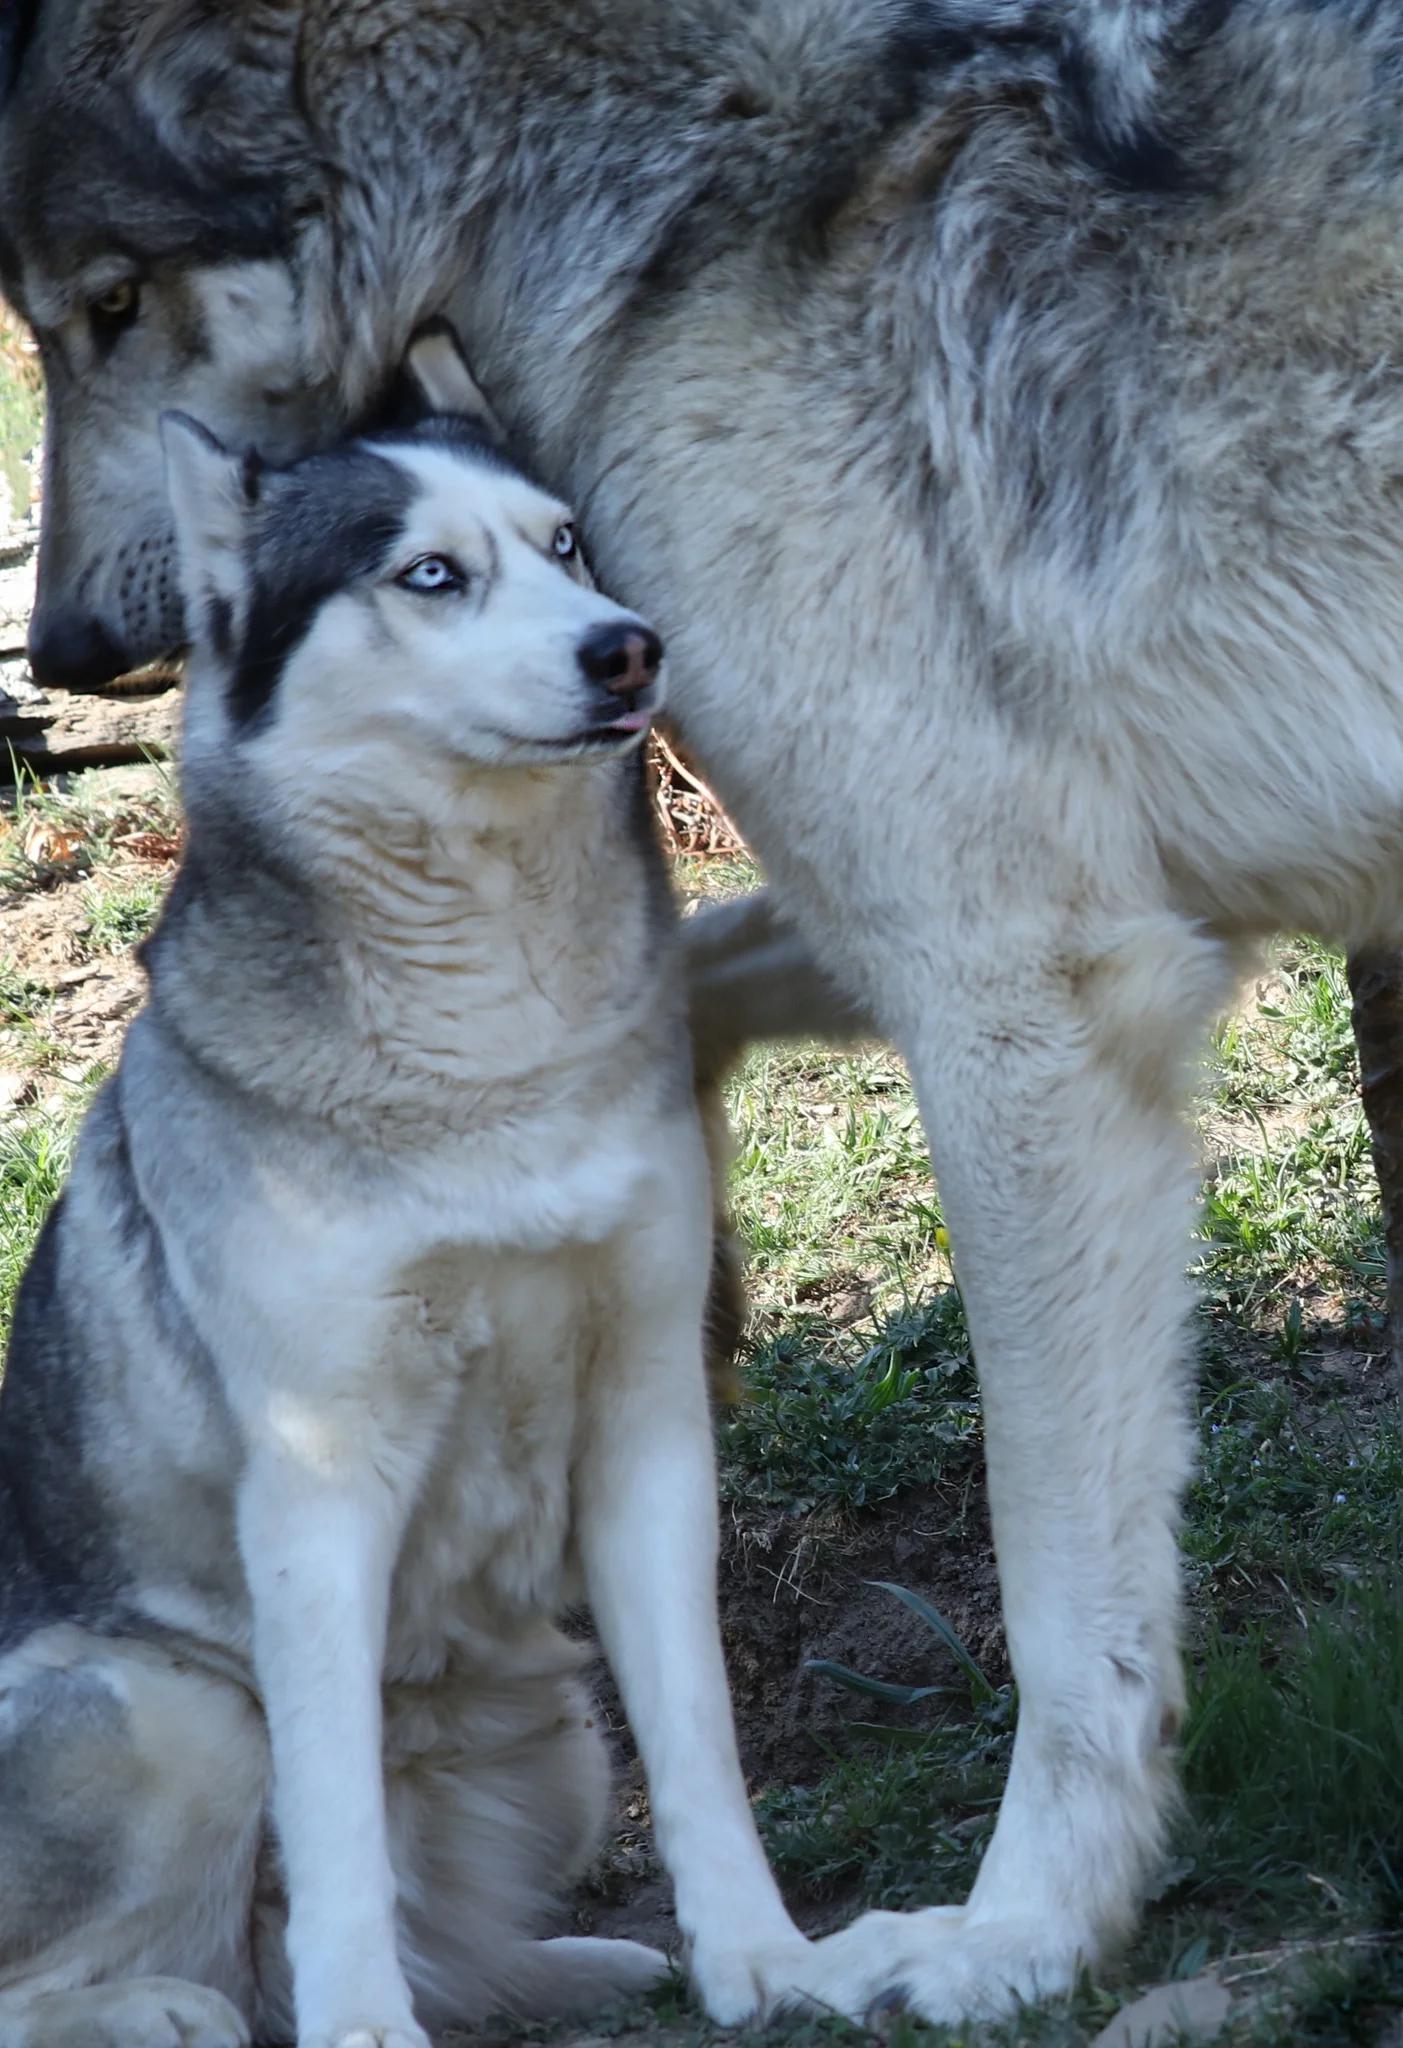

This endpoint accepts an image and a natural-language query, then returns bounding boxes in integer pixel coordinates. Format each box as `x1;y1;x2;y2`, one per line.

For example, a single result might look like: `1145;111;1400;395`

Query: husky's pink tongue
606;708;652;733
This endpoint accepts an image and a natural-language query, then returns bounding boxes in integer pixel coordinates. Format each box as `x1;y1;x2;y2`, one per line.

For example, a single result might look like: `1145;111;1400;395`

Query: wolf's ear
399;320;503;438
160;412;256;644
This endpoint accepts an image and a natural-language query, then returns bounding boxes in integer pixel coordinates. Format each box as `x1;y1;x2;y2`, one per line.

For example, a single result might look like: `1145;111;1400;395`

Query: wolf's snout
28;609;131;692
577;621;663;699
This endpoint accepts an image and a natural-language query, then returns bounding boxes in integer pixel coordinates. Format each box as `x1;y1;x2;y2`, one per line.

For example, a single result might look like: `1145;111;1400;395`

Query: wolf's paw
792;1907;1086;2024
3;1977;250;2048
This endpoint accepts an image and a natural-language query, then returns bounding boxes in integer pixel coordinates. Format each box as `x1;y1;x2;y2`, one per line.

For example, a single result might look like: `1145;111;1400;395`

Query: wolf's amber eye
552;523;577;560
89;280;140;331
396;553;465;595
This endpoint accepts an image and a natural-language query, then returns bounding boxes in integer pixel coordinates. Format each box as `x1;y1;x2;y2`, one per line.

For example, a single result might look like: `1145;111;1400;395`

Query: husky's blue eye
397;553;464;594
552;522;577;560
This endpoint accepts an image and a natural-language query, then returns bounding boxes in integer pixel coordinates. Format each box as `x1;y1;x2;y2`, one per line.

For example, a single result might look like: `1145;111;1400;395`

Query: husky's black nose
28;610;130;692
577;621;663;698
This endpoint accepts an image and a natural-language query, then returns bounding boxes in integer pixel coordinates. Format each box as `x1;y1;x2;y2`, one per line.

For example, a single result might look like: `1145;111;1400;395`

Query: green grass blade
865;1579;994;1702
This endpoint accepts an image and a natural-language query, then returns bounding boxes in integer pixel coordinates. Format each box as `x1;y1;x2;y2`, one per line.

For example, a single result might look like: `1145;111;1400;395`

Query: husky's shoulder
0;1055;243;1653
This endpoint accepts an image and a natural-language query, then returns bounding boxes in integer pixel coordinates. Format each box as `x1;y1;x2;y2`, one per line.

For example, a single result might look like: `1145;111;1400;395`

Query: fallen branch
649;727;747;861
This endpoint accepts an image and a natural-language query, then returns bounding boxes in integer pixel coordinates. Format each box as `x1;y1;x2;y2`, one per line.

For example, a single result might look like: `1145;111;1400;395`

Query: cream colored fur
4;0;1403;2023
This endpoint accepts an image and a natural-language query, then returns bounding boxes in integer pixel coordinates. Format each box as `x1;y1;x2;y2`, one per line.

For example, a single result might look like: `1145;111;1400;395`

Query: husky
4;0;1403;2024
0;328;846;2048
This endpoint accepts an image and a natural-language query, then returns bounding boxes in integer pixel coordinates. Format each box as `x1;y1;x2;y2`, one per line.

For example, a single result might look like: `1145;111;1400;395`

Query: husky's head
0;0;337;687
162;328;663;803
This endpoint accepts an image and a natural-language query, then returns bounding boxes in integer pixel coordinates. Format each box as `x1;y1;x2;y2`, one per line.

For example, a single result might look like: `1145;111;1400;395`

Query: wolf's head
0;0;340;687
163;327;663;816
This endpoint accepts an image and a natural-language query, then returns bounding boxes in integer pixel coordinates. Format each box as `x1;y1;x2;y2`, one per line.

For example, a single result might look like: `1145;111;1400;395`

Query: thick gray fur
0;404;755;2043
4;0;1403;2025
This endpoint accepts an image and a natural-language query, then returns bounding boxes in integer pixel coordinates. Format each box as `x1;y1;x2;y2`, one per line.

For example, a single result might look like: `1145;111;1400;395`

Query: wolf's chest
383;1244;596;1675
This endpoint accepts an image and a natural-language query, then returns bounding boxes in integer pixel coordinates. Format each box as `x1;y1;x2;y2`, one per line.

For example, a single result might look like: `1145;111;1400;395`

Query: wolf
5;0;1403;2024
0;328;848;2048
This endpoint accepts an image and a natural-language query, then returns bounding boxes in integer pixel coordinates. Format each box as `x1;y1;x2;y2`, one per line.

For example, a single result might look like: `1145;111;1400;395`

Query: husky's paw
3;1977;250;2048
792;1907;1086;2024
300;2023;429;2048
688;1936;834;2028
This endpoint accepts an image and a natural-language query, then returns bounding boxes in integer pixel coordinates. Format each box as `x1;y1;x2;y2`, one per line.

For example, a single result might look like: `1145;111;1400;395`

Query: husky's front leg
239;1436;424;2048
576;1149;811;2025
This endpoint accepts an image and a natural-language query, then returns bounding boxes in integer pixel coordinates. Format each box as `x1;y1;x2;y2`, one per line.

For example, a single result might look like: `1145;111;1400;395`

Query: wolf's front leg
576;1142;819;2025
239;1437;425;2048
784;902;1238;2024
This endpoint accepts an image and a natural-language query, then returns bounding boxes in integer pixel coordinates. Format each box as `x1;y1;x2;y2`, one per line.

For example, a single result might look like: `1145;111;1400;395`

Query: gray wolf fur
0;331;826;2048
3;0;1403;2022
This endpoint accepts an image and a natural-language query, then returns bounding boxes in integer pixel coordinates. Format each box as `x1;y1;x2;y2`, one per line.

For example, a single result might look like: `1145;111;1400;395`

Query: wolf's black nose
577;621;663;697
28;610;129;692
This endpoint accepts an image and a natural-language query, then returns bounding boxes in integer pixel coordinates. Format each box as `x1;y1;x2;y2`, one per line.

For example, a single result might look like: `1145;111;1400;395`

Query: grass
0;1105;74;1330
0;764;179;1097
1;756;182;889
1185;1361;1403;1619
1201;944;1382;1319
1183;1579;1403;1918
719;1292;978;1516
0;307;41;527
0;764;179;1315
758;1599;1013;1919
79;871;167;951
726;1043;941;1317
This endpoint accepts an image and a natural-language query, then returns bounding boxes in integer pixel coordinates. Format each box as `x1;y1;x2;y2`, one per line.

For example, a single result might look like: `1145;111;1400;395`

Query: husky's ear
399;320;504;439
160;411;257;648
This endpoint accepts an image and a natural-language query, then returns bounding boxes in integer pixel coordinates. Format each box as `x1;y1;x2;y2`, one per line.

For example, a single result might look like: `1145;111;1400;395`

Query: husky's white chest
195;1099;663;1677
379;1232;601;1678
